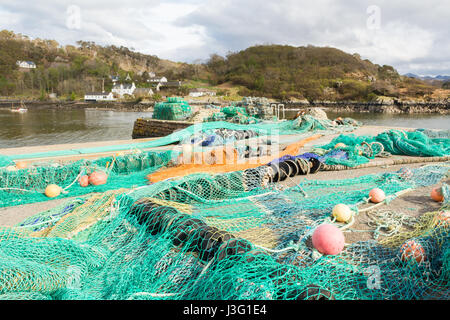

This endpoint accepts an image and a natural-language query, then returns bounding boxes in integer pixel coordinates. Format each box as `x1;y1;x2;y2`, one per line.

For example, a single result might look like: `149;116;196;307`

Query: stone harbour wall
132;118;194;139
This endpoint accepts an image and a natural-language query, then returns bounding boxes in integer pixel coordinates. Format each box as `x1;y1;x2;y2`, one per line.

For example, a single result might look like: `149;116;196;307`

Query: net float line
322;155;450;171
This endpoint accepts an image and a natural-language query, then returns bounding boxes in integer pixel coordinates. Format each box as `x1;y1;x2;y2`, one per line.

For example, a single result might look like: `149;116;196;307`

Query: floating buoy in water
89;171;108;186
334;143;346;149
431;187;444;202
400;240;425;264
79;175;89;187
45;184;61;198
15;161;27;170
312;224;345;255
369;188;386;203
332;204;352;223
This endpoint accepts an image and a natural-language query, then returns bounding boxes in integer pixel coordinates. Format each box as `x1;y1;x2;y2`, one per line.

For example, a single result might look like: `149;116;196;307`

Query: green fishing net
0;155;13;168
153;98;192;121
316;129;450;167
0;163;447;300
9;116;358;161
0;150;175;208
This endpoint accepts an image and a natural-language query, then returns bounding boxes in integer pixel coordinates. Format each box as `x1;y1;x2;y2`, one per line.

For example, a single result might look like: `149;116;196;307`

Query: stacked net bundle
152;97;192;121
0;162;447;300
0;150;175;208
314;129;450;167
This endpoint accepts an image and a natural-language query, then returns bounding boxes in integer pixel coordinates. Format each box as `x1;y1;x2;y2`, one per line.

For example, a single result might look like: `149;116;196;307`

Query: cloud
178;0;450;75
0;0;448;75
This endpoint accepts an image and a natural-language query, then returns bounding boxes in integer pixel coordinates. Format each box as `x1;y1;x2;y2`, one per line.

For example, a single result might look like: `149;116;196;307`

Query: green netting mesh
0;155;13;168
315;129;450;167
0;150;175;208
0;163;447;300
152;97;192;121
8;116;358;161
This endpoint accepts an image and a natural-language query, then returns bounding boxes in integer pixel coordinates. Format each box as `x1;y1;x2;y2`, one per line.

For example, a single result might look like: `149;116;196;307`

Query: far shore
0;98;449;114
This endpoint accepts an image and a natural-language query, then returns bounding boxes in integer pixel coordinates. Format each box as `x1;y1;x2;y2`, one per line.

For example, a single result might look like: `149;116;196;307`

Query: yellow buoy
332;204;352;223
334;143;346;149
45;184;61;198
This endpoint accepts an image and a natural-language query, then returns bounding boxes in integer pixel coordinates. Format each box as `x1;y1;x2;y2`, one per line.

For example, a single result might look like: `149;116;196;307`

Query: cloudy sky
0;0;448;76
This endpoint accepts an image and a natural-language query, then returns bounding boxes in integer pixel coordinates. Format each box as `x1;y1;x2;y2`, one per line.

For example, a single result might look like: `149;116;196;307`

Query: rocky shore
0;100;153;112
1;99;449;114
285;100;450;114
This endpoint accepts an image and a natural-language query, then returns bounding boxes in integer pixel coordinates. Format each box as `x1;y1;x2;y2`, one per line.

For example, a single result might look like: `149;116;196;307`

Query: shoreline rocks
0;99;449;114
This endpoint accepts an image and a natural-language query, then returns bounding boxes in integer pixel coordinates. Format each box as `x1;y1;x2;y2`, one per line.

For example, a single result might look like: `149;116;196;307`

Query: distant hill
404;73;450;81
0;30;197;99
0;30;447;102
205;45;442;101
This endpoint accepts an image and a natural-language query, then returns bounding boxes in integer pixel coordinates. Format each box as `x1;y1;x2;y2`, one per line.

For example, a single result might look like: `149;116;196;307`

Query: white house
148;76;167;83
110;75;120;83
112;82;136;97
189;88;216;98
16;61;36;69
84;92;116;102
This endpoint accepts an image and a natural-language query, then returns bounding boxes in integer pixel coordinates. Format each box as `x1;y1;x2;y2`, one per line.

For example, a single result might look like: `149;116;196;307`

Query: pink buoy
79;175;89;187
369;188;386;203
312;224;345;255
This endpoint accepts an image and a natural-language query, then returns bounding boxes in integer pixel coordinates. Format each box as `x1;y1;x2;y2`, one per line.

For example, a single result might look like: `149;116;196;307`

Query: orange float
88;171;108;186
430;187;444;202
400;240;425;264
15;161;27;170
369;188;386;203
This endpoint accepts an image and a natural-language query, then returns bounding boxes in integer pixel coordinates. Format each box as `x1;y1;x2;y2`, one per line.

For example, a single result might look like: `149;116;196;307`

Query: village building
112;82;136;97
160;81;182;89
134;87;154;97
148;76;168;83
189;88;216;97
84;92;116;102
110;75;120;84
16;61;36;69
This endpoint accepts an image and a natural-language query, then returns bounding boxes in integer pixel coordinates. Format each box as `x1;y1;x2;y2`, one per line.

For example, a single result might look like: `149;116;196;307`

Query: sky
0;0;449;76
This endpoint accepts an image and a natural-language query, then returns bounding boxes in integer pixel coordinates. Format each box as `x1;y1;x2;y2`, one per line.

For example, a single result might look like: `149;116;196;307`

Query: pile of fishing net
153;97;192;121
313;129;450;167
0;113;363;208
0;150;174;208
0;162;448;300
205;106;261;125
5;114;360;163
